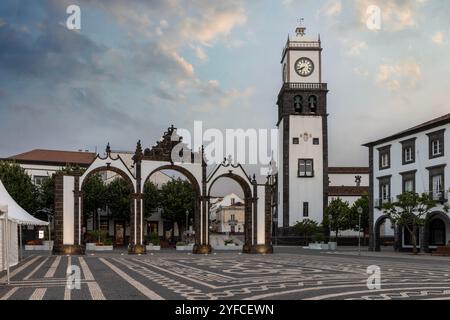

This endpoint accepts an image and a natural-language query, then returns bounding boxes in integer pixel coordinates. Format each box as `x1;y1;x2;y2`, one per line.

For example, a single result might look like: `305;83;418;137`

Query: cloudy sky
1;0;450;171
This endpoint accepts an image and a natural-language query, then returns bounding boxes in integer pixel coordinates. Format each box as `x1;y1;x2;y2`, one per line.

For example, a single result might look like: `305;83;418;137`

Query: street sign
38;230;44;239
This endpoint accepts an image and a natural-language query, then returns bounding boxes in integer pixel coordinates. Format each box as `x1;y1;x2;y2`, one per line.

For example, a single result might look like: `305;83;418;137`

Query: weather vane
296;18;306;37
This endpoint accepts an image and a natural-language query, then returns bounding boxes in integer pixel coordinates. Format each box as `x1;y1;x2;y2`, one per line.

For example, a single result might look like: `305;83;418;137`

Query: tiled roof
7;149;96;166
328;186;369;197
329;167;369;174
364;113;450;147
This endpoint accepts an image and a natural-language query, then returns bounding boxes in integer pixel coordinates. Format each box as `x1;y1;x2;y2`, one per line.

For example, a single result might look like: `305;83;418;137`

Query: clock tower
277;24;328;231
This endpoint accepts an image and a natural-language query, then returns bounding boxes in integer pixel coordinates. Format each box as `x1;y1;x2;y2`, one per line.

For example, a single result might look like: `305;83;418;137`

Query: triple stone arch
52;133;274;255
373;211;450;253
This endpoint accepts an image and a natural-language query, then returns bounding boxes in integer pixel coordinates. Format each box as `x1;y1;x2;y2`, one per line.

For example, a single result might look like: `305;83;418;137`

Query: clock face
295;57;314;77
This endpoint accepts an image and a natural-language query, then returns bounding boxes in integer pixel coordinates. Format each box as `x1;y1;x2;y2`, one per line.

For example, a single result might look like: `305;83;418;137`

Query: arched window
308;95;317;113
429;218;446;246
294;95;303;112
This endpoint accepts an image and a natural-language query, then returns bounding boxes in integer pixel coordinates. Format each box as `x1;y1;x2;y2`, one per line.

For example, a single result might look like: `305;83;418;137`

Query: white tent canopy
0;179;48;226
1;178;48;275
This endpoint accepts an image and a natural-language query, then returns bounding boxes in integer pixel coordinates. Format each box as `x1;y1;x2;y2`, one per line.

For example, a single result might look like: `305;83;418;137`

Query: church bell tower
277;23;329;231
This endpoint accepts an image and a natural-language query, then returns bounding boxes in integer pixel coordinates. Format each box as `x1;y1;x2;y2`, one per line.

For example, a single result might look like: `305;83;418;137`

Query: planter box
307;243;329;250
176;244;194;251
86;243;96;251
85;243;113;251
95;245;113;251
328;242;337;251
213;245;243;251
25;241;53;251
146;245;161;251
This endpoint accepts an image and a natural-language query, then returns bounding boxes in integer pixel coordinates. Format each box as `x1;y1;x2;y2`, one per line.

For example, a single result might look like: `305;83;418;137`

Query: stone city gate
52;126;274;254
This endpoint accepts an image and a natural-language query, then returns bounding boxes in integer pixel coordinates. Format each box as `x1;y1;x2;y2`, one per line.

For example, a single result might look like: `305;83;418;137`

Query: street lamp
185;210;189;243
357;206;363;256
273;217;278;246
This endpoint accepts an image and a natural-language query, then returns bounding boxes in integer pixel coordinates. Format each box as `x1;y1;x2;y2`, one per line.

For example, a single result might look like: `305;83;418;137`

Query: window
293;137;299;144
378;176;391;206
303;202;309;217
401;170;416;193
231;198;235;205
298;159;314;177
381;184;390;202
432;175;444;200
294;95;303;113
308;95;317;113
404;147;413;162
378;145;391;170
381;153;389;168
401;138;416;165
313;138;320;145
404;180;414;192
432;140;442;157
34;176;49;186
427;129;445;159
427;165;446;201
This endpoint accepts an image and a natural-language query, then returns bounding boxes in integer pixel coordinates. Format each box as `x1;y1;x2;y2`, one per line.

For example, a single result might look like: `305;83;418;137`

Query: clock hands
295;58;313;76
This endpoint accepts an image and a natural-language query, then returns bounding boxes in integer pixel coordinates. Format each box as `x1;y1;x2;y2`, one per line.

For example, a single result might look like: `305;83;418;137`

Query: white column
200;204;203;244
252;201;255;246
140;199;143;245
134;198;137;244
78;196;81;245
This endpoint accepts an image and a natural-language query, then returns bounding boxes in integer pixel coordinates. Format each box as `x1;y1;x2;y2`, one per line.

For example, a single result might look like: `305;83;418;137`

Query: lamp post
47;212;53;257
185;210;189;243
357;206;363;256
273;217;278;246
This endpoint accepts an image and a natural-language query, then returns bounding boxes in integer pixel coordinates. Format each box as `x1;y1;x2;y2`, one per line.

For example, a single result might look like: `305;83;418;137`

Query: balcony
282;41;321;57
428;191;449;204
375;198;393;209
283;83;327;90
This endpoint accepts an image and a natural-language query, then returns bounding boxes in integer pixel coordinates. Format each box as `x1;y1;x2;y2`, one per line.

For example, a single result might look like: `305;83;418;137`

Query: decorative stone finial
133;140;143;162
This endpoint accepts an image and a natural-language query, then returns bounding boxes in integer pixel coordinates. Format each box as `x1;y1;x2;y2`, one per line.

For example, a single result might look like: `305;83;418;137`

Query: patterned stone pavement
1;249;450;300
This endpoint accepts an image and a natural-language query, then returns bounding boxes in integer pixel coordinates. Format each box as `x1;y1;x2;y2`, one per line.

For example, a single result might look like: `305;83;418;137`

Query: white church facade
275;25;369;234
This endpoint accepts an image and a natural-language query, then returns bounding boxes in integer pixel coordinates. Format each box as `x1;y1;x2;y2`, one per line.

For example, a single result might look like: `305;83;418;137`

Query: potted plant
224;239;236;246
146;232;161;251
85;230;112;251
96;237;114;251
176;241;187;251
85;230;101;251
25;239;45;251
309;233;328;250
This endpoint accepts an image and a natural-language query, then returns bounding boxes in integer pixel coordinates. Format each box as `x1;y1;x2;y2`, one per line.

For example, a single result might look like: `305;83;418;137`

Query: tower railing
282;40;321;57
287;41;320;48
283;83;327;90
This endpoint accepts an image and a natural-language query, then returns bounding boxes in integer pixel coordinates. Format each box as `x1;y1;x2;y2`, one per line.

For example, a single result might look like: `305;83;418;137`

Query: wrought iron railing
428;190;449;203
375;198;393;209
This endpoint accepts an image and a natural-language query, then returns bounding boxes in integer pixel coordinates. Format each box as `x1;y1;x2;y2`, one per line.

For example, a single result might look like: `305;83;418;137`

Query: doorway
114;221;125;246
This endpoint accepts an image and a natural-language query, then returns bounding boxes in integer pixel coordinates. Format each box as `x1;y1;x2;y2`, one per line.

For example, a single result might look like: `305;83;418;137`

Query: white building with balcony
365;114;450;252
210;194;245;234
